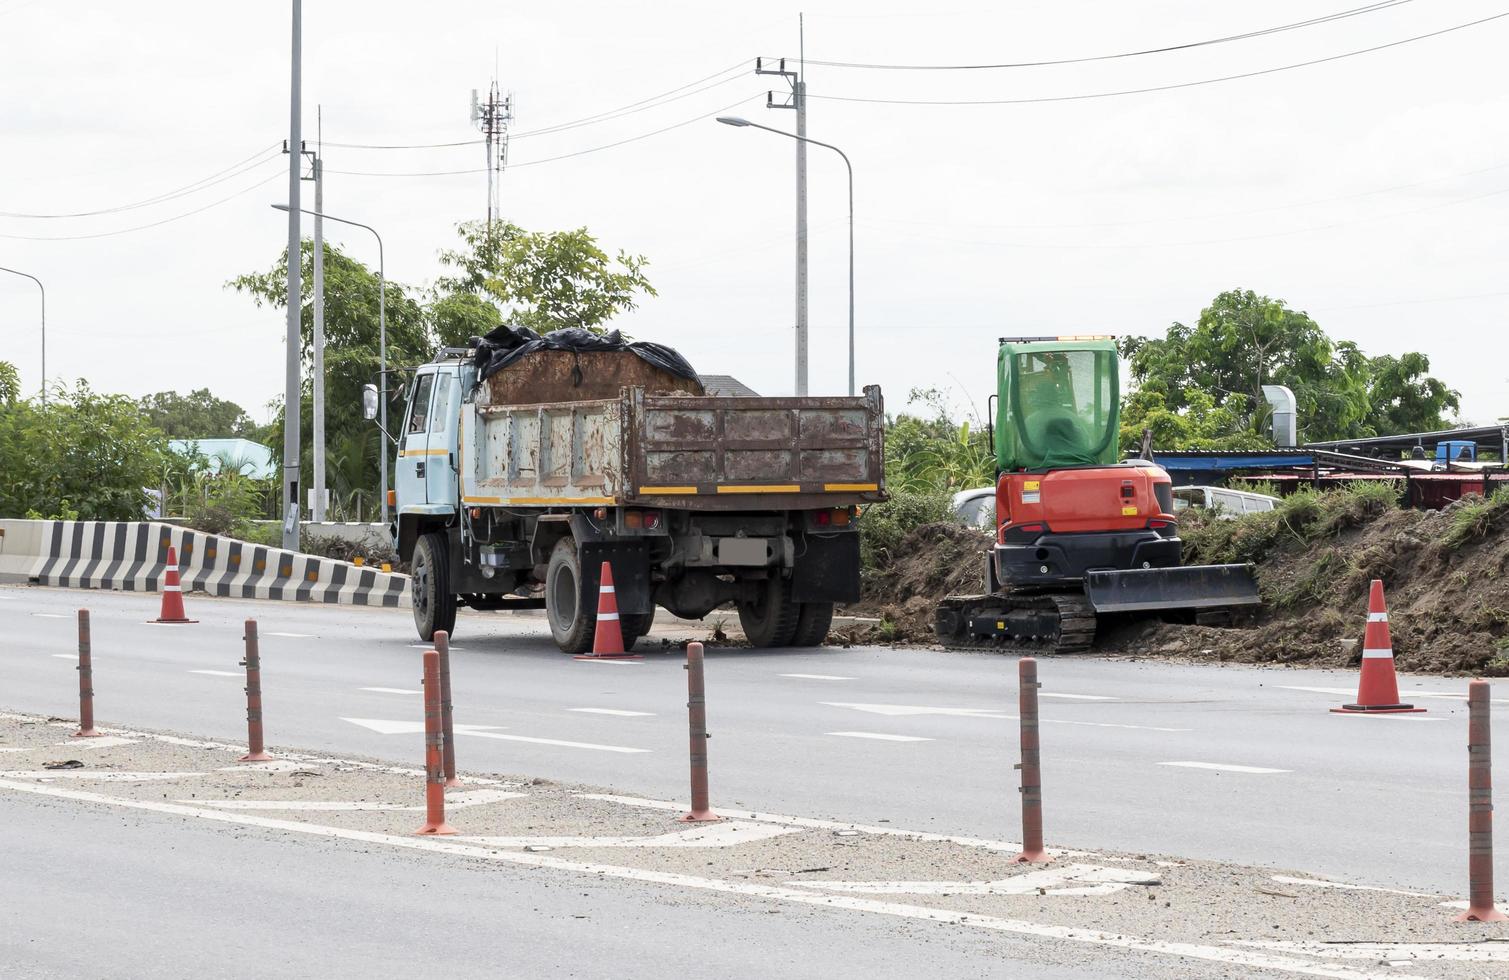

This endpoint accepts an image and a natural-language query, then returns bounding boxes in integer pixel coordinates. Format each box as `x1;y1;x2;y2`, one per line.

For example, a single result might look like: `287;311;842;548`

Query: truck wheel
412;531;457;642
620;612;655;652
545;538;595;654
789;603;834;648
738;576;799;648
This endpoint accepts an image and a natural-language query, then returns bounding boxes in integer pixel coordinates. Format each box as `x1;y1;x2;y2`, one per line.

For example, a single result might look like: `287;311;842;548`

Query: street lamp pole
717;116;856;396
272;204;388;526
0;266;44;404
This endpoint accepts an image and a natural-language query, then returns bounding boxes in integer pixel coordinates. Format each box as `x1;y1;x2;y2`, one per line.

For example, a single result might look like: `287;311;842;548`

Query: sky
1;0;1506;428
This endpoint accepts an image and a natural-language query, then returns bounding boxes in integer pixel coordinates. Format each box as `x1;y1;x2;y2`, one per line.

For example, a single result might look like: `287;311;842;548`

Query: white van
1171;485;1280;518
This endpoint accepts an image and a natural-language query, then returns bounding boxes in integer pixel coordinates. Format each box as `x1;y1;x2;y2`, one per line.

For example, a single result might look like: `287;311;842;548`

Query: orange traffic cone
574;561;640;660
152;546;197;624
1332;580;1421;714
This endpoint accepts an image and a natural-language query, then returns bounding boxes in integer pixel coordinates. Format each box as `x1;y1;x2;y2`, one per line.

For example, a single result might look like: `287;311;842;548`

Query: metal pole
680;641;720;822
1012;657;1050;863
844;157;854;396
72;609;100;738
238;619;273;762
794;78;808;397
281;0;303;554
312;133;326;523
0;266;44;404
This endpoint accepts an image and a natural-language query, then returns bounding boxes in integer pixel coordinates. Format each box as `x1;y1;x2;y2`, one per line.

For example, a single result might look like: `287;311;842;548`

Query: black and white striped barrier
0;520;409;607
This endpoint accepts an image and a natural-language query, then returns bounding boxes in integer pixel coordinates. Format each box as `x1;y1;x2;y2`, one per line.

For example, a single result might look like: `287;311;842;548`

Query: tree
1121;289;1457;446
1119;388;1271;452
437;220;655;335
0;360;18;405
0;381;168;519
139;388;255;439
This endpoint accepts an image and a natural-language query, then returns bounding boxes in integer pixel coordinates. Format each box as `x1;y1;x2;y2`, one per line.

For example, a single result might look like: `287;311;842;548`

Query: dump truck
375;331;886;654
934;336;1261;652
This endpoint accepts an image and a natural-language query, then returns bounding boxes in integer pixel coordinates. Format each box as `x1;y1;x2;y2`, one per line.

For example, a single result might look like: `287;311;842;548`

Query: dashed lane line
31;613;67;619
462;730;651;754
188;669;243;678
264;632;314;639
826;731;934;743
1277;684;1505;705
821;702;1190;733
1159;761;1292;775
781;673;855;681
0;778;1390;980
1040;692;1116;701
49;653;74;660
569;708;655;717
359;687;422;695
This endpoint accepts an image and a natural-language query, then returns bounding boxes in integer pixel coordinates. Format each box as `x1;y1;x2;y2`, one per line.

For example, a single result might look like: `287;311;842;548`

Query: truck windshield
1010;349;1117;468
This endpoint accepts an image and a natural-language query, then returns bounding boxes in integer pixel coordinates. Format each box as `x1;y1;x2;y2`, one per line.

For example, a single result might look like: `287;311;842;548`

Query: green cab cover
996;338;1120;471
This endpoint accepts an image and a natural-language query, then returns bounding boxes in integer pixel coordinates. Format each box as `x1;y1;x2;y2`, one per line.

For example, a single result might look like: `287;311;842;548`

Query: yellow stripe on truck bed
462;495;615;506
639;486;699;495
716;485;801;494
823;482;879;492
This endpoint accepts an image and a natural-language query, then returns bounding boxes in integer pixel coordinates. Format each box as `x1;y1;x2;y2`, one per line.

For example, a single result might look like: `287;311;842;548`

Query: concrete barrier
0;519;409;607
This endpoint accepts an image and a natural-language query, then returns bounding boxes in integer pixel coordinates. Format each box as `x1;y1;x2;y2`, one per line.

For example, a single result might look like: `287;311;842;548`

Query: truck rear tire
789;602;834;648
738;576;799;648
620;612;654;651
412;531;457;642
545;538;596;654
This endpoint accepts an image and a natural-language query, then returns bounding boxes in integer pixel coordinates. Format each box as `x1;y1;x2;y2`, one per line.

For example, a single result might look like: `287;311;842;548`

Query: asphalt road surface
0;584;1493;897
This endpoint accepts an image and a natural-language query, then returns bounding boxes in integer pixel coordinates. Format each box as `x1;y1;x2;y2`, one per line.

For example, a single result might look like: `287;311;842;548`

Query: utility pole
285;129;324;522
757;52;806;395
282;0;302;553
470;79;513;234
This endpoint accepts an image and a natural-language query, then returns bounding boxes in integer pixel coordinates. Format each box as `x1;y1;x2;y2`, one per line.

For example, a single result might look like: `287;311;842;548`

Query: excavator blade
1083;564;1260;615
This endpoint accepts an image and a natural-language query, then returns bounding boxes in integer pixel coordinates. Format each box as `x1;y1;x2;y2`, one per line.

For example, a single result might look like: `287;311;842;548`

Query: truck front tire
412;531;457;642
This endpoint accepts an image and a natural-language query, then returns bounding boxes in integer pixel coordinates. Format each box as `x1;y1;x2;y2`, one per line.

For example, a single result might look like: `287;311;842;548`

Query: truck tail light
815;510;831;526
814;508;849;527
643;510;662;530
625;510;662;531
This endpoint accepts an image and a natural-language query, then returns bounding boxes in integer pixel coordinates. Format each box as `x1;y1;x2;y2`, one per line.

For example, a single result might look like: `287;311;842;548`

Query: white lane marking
1269;876;1438;898
1159;761;1291;774
32;613;67;619
822;702;1189;733
189;789;524;812
50;653;75;660
569;708;655;717
0;778;1383;980
573;657;641;666
408;643;466;651
264;632;313;638
52;736;137;749
189;669;243;678
459;821;797;849
1278;685;1506;704
341;717;505;736
215;760;313;772
0;770;201;782
781;673;854;681
359;687;422;695
826;731;934;743
0;747;30;753
797;864;1160;897
1230;939;1509;963
462;730;649;754
1040;692;1116;701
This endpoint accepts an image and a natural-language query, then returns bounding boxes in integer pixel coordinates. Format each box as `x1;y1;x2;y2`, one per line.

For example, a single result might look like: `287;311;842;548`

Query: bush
1183;483;1401;566
859;489;953;568
1442;488;1509;549
186;473;267;537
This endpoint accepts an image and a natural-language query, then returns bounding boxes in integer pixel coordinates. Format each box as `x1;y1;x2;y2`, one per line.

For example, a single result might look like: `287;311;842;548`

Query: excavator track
934;591;1097;654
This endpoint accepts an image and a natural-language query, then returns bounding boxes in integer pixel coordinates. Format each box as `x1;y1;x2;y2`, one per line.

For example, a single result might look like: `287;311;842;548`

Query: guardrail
0;519;409;607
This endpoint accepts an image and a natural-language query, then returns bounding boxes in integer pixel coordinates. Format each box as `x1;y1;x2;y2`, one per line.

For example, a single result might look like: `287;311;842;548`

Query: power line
324;94;763;178
0;170;285;241
806;10;1509;106
801;1;1416;70
0;143;284;219
321;137;483;150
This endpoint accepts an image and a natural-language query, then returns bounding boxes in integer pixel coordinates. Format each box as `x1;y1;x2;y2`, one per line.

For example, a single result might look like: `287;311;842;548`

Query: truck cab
395;357;467;520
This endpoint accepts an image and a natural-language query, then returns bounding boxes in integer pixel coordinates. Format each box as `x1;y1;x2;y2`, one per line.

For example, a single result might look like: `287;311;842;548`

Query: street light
271;203;390;526
717;115;856;397
0;266;45;405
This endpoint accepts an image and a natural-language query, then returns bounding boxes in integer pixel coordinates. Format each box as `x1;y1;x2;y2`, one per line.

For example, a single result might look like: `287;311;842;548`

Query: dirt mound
1098;496;1509;675
840;522;992;643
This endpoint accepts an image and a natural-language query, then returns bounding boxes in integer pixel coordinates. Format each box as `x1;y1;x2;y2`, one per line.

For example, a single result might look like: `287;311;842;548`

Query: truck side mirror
362;383;380;421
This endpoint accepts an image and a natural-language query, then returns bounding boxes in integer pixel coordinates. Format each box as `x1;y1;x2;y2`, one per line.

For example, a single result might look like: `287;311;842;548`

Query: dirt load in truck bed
840;491;1509;676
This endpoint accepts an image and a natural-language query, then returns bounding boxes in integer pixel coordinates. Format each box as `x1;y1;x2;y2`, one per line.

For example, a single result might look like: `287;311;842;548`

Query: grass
1182;482;1402;567
1442;487;1509;549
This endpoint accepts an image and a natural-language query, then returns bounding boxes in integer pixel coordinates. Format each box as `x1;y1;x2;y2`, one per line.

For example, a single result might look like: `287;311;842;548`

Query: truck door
398;370;435;507
424;369;458;507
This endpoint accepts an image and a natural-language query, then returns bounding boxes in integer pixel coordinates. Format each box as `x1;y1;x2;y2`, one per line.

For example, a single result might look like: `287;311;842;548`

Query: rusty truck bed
459;385;886;510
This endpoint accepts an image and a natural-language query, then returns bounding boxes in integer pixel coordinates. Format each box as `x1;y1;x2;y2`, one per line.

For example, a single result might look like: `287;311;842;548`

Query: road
0;583;1491;896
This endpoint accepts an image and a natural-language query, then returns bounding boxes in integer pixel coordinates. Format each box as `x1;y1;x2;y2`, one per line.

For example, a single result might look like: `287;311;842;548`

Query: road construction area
3;582;1507;978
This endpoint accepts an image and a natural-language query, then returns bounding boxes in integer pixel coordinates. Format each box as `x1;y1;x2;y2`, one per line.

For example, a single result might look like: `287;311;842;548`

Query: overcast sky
1;0;1506;428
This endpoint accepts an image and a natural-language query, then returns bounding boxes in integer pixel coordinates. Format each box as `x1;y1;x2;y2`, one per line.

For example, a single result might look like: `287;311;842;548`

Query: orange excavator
935;336;1260;652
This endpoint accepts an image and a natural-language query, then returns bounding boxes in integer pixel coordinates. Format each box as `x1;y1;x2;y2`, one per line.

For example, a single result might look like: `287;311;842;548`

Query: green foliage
139;388;255;439
438;220;656;335
429;289;503;350
0;381;169;519
1122;289;1459;448
1181;483;1400;567
0;361;19;405
859;488;953;568
886;388;995;493
1442;488;1509;549
185;472;265;537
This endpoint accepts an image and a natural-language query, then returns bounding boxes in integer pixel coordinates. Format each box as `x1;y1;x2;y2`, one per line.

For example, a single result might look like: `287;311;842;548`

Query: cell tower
470;79;514;229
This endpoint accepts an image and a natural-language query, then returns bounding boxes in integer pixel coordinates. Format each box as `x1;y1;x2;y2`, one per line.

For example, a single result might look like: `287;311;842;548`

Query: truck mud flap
1084;564;1260;615
577;541;653;615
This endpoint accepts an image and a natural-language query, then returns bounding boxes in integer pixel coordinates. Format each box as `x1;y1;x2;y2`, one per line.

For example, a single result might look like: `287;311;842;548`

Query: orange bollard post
434;629;461;789
72;609;101;738
1012;657;1051;864
415;649;457;835
238;620;272;762
1456;679;1507;922
680;641;721;823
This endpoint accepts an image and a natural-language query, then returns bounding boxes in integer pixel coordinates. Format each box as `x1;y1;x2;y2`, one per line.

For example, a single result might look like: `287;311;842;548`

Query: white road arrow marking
826;731;933;742
1159;761;1291;774
52;736;137;749
569;708;655;717
461;731;649;754
340;717;505;736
